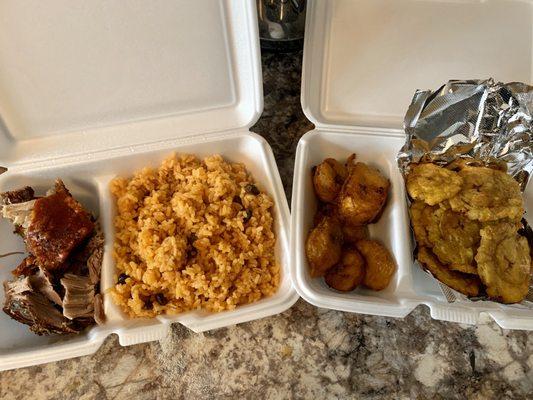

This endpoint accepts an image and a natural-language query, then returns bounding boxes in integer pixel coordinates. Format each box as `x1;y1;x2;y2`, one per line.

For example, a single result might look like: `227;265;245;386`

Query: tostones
427;206;481;275
475;221;531;303
417;247;481;297
406;163;463;205
449;167;523;222
409;201;438;247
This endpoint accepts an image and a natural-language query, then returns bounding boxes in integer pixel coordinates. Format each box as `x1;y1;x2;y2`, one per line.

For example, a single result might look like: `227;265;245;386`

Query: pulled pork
1;182;105;335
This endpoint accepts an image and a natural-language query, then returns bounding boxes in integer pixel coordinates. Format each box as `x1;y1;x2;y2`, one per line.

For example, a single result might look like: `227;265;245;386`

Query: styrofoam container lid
0;0;299;371
302;0;532;130
292;0;533;330
0;0;262;166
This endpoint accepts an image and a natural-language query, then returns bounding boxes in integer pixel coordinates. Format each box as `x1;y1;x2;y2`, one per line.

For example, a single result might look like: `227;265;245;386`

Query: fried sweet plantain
417;247;481;297
313;158;347;203
345;153;357;170
325;247;366;291
338;163;390;226
449;167;523;222
475;222;531;303
342;224;369;245
355;239;396;290
305;215;343;278
406;163;463;206
313;202;338;227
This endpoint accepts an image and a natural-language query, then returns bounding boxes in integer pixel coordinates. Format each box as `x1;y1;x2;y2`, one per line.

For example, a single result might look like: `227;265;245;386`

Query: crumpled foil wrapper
397;79;533;304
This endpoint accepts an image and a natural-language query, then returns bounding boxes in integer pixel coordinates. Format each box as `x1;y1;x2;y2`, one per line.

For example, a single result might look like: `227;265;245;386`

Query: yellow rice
110;153;279;317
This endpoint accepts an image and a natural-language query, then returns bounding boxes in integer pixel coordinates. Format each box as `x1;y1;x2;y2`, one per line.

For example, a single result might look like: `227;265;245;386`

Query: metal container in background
257;0;306;52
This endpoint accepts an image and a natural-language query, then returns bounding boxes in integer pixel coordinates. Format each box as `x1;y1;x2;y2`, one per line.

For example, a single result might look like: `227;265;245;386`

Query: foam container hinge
0;0;298;371
290;0;533;330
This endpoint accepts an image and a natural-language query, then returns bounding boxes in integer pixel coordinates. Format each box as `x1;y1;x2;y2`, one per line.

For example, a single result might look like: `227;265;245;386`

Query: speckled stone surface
1;51;532;400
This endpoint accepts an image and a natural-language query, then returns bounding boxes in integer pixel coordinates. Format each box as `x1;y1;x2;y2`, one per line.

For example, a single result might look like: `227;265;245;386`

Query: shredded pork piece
3;278;79;335
1;200;36;230
87;231;104;285
93;293;106;325
61;274;95;320
0;186;34;205
30;266;63;306
1;182;104;335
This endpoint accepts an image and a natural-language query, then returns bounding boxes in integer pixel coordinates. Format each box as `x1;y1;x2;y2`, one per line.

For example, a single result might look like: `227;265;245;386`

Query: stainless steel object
257;0;306;52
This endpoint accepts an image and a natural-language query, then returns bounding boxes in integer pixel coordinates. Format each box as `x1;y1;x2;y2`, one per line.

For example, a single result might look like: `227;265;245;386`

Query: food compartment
96;131;296;333
0;173;104;356
0;131;296;368
294;0;533;328
291;129;533;327
291;128;416;316
0;0;275;369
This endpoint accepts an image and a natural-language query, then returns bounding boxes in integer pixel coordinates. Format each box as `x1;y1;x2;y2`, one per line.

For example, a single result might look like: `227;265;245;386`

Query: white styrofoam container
291;0;533;330
0;0;298;371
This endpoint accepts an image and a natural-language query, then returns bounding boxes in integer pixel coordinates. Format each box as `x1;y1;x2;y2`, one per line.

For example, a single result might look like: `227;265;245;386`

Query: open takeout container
0;0;298;371
291;0;533;329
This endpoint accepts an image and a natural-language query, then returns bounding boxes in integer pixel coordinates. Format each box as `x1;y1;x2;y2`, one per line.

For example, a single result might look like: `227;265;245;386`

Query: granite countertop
1;51;532;400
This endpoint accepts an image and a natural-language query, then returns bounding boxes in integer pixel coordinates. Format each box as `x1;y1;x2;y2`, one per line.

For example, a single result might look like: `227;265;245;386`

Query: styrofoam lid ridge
0;0;262;166
302;0;533;130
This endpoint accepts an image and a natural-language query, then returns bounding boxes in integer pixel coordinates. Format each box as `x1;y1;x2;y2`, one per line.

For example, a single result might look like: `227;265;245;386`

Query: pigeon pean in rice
110;154;280;317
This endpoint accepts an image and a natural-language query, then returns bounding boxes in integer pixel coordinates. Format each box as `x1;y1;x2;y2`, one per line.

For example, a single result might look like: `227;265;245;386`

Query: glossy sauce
26;190;94;269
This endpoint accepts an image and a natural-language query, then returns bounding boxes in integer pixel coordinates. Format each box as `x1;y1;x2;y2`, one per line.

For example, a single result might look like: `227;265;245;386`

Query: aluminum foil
398;79;532;186
397;79;533;303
